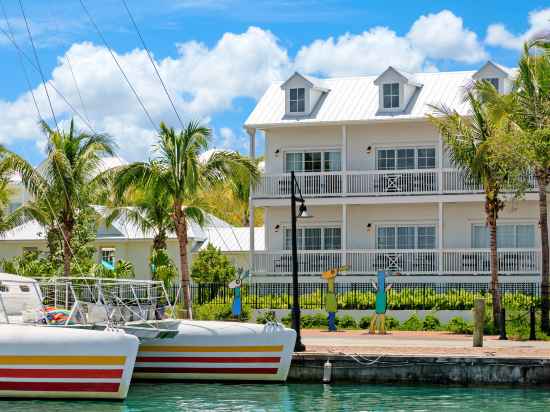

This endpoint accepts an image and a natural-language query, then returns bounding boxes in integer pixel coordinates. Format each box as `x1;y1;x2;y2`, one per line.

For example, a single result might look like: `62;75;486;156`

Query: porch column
342;203;347;266
438;202;444;275
438;133;444;194
341;125;347;195
247;127;256;272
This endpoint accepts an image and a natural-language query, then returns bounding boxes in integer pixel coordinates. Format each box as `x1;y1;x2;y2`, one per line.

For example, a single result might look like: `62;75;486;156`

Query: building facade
246;62;546;283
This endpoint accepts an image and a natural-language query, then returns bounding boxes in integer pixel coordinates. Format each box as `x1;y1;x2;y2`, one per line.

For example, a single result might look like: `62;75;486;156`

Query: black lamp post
290;170;311;352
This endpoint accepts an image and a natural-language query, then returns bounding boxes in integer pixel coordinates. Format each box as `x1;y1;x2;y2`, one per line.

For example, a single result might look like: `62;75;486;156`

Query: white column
341;125;347;195
438;133;444;194
247;127;256;272
438;202;444;275
342;204;347;266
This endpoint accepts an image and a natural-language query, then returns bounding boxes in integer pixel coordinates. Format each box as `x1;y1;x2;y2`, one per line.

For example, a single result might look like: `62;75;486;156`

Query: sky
0;0;548;164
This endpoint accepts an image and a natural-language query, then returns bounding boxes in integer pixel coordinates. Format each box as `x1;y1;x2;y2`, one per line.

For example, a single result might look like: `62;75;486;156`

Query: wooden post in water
473;298;485;347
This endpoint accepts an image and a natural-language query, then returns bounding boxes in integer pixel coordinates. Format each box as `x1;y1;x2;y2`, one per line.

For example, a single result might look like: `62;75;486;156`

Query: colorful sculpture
229;269;249;318
369;270;394;334
322;266;347;332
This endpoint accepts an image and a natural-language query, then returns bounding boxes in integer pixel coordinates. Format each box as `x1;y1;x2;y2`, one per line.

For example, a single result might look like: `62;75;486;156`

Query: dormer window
383;83;400;109
289;88;305;113
485;78;499;90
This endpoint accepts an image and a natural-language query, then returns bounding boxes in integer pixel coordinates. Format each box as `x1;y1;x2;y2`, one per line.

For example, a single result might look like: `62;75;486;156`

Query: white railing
253;172;343;198
442;249;541;274
347;170;438;195
253;169;538;198
252;249;541;275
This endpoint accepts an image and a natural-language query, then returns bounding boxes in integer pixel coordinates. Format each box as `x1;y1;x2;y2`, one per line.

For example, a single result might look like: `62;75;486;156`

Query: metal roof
245;70;475;129
199;227;265;252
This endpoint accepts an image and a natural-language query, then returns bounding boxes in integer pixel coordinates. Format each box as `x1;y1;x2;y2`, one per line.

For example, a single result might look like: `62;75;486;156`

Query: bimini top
0;272;38;284
245;62;516;129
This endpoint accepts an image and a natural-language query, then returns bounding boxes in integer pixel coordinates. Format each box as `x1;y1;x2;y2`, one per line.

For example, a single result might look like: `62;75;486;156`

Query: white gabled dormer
280;72;329;116
472;61;515;94
374;66;422;113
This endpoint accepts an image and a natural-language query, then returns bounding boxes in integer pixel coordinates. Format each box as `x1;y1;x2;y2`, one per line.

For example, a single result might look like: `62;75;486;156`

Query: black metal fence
167;282;541;310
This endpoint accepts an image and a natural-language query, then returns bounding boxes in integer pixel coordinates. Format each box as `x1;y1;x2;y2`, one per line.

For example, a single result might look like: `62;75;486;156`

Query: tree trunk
487;200;501;330
62;225;73;277
153;230;167;252
537;173;549;333
174;202;192;319
242;209;249;227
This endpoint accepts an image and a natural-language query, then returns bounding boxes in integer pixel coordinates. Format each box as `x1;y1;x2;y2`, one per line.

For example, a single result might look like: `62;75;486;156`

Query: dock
289;331;550;385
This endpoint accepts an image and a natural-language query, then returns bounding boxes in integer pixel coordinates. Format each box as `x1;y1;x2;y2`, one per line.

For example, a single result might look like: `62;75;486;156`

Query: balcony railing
253;170;538;198
252;249;541;276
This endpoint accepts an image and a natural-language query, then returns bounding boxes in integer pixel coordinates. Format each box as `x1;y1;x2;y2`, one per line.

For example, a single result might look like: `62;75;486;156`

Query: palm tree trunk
487;201;501;330
174;202;192;319
62;225;73;277
153;230;167;252
537;173;549;333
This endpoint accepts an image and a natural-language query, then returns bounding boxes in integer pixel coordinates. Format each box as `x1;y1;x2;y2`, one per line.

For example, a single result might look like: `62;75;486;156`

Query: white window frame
382;83;400;109
289;87;305;113
284;150;342;173
284;225;342;250
484;77;500;91
100;247;116;265
470;223;536;249
376;224;437;250
376;146;436;170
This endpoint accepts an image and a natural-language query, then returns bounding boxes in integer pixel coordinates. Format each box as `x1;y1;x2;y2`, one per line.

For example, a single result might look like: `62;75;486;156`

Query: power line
120;0;185;130
78;0;158;132
17;0;60;134
0;25;97;135
0;0;42;121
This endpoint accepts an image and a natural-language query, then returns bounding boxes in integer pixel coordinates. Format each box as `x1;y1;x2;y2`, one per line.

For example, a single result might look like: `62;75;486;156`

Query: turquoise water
2;383;550;411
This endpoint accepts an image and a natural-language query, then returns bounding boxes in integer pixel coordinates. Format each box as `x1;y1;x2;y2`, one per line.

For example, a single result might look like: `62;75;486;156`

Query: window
284;227;341;250
100;247;116;265
377;225;436;249
0;284;8;293
19;285;30;292
472;224;535;248
377;148;436;170
485;78;499;90
289;87;305;113
383;83;400;108
285;151;341;173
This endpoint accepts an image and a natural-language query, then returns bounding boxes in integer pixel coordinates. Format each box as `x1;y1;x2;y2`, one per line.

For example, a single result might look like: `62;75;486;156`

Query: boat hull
0;324;139;399
134;321;296;382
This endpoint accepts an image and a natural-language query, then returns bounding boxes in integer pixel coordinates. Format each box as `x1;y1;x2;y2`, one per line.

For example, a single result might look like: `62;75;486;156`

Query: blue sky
0;0;547;164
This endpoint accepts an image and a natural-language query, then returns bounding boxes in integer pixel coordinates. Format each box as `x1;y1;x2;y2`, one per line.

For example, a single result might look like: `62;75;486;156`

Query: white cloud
0;27;290;161
407;10;487;63
295;10;487;77
486;8;550;50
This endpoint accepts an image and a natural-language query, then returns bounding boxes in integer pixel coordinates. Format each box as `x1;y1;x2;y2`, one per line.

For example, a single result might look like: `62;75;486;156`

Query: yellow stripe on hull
139;345;284;353
0;356;126;365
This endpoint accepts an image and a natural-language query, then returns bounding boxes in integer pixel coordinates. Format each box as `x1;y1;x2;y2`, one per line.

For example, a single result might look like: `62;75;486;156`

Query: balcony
252;249;541;276
252;169;538;199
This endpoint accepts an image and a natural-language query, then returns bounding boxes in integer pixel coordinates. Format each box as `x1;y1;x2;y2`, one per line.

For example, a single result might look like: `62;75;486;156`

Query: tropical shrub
422;314;441;331
194;302;250;321
401;314;423;331
447;316;473;334
191;244;236;284
358;315;372;329
150;249;178;287
338;315;357;329
256;310;277;324
384;316;400;330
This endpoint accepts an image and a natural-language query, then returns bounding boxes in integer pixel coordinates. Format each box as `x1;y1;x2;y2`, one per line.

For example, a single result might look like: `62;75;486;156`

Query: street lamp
290;170;312;352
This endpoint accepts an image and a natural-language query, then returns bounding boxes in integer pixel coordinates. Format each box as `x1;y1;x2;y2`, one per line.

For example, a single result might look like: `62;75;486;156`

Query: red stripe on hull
0;382;120;393
134;367;278;374
136;356;281;363
0;369;123;379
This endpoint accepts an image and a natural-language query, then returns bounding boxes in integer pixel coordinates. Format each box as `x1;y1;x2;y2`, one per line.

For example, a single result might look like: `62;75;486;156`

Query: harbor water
2;382;550;411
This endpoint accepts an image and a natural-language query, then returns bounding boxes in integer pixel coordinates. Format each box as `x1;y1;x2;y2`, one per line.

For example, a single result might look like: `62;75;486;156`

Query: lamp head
298;202;312;219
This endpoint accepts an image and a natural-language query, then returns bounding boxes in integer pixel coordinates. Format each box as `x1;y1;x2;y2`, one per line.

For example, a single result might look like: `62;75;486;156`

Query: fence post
499;308;507;340
473;298;485;347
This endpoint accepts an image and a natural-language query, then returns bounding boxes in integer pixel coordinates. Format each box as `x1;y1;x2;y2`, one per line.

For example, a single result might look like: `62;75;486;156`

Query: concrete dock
288;331;550;385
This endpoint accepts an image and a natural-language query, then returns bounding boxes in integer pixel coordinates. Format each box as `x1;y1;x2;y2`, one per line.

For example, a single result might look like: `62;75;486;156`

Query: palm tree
1;120;116;277
429;89;525;328
479;41;550;331
113;121;259;318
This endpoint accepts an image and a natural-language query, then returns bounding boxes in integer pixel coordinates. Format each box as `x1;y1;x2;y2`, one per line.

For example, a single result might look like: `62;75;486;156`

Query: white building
245;62;546;283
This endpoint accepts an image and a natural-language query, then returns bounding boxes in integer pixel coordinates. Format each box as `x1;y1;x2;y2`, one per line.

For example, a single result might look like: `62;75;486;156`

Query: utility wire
17;0;60;134
0;25;97;135
120;0;185;130
0;0;42;121
78;0;158;132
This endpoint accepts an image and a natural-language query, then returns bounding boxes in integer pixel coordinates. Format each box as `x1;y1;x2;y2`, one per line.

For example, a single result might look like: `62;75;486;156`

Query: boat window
0;284;8;292
19;285;30;292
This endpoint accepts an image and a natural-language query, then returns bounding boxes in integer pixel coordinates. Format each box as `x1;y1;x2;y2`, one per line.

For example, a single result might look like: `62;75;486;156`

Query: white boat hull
0;324;139;399
134;321;296;381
